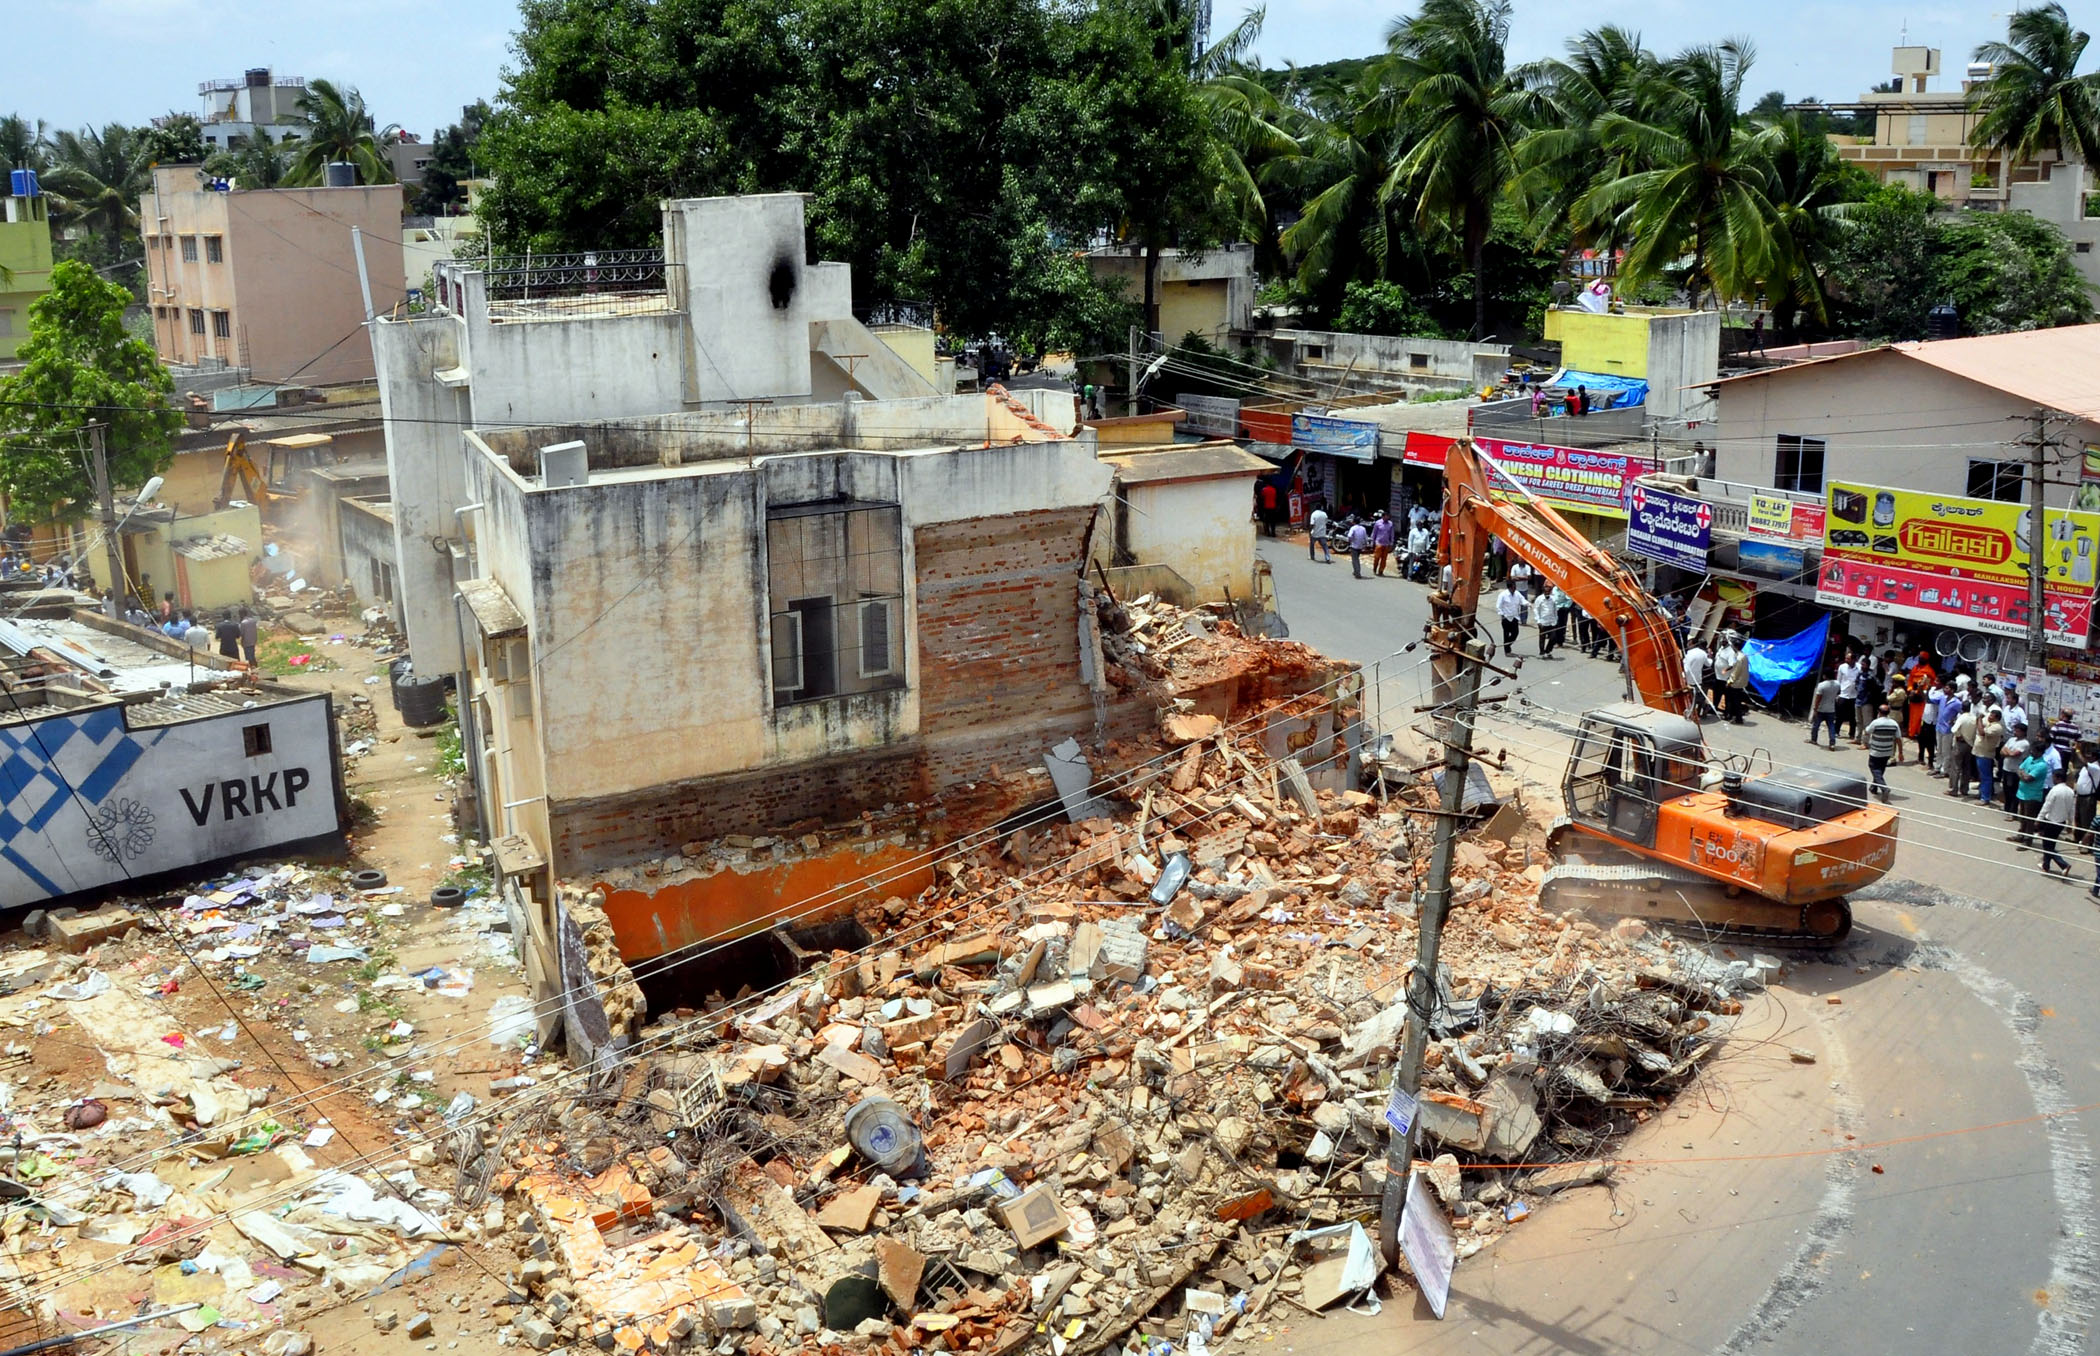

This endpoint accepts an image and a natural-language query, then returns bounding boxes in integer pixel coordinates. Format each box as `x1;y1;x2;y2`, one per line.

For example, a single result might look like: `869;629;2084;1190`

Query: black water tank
397;675;449;729
1926;303;1960;341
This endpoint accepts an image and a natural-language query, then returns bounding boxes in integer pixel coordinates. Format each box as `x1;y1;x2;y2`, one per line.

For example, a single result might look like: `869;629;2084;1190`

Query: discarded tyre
350;868;388;890
431;885;466;908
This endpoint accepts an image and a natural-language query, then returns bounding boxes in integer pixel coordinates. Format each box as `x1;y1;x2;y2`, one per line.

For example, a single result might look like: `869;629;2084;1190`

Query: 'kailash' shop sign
1816;480;2100;647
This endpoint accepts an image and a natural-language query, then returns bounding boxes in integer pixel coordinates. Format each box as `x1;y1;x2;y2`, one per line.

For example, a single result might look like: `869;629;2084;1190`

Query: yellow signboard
1822;481;2100;590
1747;493;1795;536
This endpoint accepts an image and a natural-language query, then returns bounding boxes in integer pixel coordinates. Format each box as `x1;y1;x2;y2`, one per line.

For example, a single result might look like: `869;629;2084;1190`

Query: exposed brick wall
915;507;1096;737
551;505;1142;875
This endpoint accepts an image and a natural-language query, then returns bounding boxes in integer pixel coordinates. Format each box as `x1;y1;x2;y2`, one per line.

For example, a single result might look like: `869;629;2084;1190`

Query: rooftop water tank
1926;304;1959;341
322;161;356;188
8;169;38;198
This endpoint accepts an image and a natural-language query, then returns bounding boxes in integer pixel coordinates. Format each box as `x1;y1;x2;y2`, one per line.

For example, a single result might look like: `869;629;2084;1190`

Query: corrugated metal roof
1705;324;2100;420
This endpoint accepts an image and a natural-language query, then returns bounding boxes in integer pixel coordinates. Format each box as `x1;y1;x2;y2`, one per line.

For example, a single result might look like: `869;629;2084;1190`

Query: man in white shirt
1405;523;1433;578
1496;583;1526;647
1836;653;1861;743
1307;505;1331;563
1683;642;1711;698
1531;588;1560;656
1509;560;1534;597
1713;633;1740;712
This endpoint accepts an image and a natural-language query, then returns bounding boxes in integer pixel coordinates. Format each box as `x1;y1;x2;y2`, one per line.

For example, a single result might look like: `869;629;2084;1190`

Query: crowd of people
119;593;262;666
1809;647;2099;890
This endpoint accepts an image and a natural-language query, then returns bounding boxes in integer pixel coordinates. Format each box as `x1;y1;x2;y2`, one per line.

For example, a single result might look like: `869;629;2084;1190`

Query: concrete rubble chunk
1528;1160;1613;1195
708;1297;759;1332
49;907;141;953
405;1313;434;1339
996;1184;1071;1249
815;1183;883;1233
1426;1153;1463;1206
1093;918;1148;984
875;1236;926;1311
1045;737;1111;821
513;1317;557;1351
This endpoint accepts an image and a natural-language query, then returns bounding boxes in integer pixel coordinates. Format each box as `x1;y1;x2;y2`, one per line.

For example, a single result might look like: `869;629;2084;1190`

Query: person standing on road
2002;719;2032;816
1497;583;1525;648
1863;705;1901;802
1917;682;1943;772
1810;673;1842;747
1550;586;1574;653
2039;769;2076;875
1974;707;2007;804
2051;708;2081;761
2075;750;2099;849
1345;518;1369;579
2014;747;2053;850
1308;503;1331;562
1370;511;1396;577
1723;644;1751;724
1532;587;1560;657
1836;652;1862;744
1684;640;1711;704
1884;679;1911;764
1934;684;1964;776
1711;632;1739;713
1509;559;1534;598
239;608;259;667
1948;702;1978;798
1406;520;1434;580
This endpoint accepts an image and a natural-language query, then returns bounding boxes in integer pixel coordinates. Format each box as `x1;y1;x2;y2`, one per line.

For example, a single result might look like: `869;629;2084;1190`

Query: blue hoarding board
1626;484;1713;571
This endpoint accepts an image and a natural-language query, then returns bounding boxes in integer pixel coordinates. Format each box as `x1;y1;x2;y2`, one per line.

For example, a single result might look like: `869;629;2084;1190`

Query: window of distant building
1966;459;2026;503
180;236;198;263
188;308;205;336
211;310;231;340
1774;435;1826;494
204;236;223;263
766;500;906;707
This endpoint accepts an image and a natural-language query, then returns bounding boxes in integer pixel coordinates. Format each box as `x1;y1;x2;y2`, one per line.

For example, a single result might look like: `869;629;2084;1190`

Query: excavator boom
1432;437;1896;944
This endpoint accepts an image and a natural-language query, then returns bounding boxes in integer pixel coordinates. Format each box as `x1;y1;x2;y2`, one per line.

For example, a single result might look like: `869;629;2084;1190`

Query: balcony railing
431;251;680;322
857;299;933;330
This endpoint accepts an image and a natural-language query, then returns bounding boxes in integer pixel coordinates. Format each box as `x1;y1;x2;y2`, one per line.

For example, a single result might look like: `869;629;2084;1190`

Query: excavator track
1542;821;1853;947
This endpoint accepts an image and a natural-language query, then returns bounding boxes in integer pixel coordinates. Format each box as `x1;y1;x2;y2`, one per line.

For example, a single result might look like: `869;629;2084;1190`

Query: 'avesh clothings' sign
0;694;340;907
1401;434;1649;518
1626;484;1713;571
1818;480;2100;646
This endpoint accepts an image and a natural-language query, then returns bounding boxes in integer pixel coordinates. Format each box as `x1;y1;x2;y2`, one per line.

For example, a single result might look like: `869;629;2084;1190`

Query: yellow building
0;183;55;360
1540;305;1720;421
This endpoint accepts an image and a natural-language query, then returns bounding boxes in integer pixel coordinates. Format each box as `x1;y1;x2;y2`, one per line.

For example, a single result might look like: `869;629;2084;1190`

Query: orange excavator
1434;437;1897;943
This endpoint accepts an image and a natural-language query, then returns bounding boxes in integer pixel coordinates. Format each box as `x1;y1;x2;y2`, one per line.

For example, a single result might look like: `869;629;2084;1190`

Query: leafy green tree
1278;61;1413;310
43;124;147;241
0;261;180;523
1968;3;2100;167
413;101;489;215
137;114;207;165
1932;209;2094;332
282;79;396;186
1580;41;1780;306
1333;279;1446;337
205;135;288;190
1825;185;1937;339
1516;25;1658;254
1385;0;1542;338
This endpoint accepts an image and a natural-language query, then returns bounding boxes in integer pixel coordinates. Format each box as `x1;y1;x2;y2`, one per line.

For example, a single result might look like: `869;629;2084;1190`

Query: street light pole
2025;407;2050;661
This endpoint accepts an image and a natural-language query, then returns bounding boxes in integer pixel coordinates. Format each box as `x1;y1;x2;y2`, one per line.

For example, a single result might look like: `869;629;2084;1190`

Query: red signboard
1817;554;2093;647
1403;433;1648;519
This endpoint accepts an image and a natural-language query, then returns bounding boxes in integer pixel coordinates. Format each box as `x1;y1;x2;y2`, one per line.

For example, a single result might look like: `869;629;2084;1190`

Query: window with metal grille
180;236;198;262
204;236;223;263
211;311;231;340
1774;435;1826;494
188;309;205;336
766;501;905;707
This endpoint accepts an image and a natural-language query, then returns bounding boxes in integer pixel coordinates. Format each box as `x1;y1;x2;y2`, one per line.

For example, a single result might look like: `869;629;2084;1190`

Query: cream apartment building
139;165;406;385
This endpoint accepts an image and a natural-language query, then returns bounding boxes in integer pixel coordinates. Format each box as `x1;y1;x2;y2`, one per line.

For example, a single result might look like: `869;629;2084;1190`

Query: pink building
139;166;406;385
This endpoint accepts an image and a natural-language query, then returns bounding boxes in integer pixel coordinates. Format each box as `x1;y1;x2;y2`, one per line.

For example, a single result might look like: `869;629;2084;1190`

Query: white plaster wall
373;314;472;673
1710;352;2100;506
668;195;824;403
1645;311;1721;423
1122;476;1256;601
465;311;688;426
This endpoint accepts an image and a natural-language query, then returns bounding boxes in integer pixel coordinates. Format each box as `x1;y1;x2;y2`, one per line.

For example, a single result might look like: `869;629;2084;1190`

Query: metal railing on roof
857;299;933;330
430;251;678;322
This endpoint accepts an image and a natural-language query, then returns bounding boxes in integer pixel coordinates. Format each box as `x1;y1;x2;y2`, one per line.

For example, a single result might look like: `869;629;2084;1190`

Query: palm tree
281;79;396;186
1580;41;1780;308
1515;27;1657;251
0;114;50;175
1383;0;1545;338
206;135;289;191
42;123;148;241
1968;3;2100;169
1759;114;1864;340
1279;60;1414;309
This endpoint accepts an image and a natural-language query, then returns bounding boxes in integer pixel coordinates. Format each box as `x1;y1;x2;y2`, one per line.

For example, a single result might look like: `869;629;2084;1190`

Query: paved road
1261;536;2099;1354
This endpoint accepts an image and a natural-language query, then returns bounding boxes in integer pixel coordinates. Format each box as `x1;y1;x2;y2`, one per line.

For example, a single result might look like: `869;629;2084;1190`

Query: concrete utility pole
1127;324;1141;419
87;423;125;620
1380;632;1487;1271
2025;407;2051;659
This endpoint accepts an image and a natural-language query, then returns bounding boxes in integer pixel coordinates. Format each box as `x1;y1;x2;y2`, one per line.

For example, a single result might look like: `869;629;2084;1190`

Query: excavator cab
1563;704;1707;852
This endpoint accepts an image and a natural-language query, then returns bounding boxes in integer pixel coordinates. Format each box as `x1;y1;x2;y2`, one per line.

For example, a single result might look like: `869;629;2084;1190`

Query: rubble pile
492;722;1763;1355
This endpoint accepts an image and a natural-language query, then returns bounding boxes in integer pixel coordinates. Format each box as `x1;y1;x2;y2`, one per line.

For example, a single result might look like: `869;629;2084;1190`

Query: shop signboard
1176;393;1241;439
1737;536;1808;581
1747;492;1826;541
1816;480;2100;646
1626;484;1713;571
1402;433;1647;518
1291;413;1379;463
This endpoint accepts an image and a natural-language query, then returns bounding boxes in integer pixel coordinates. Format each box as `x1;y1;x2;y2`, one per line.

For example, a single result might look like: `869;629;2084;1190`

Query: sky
14;0;2017;141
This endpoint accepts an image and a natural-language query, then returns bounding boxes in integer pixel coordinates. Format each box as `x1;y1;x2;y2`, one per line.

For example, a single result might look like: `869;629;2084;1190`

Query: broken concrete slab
1527;1161;1613;1195
874;1236;925;1311
1045;737;1111;822
49;907;141;953
1093;918;1147;984
815;1184;882;1234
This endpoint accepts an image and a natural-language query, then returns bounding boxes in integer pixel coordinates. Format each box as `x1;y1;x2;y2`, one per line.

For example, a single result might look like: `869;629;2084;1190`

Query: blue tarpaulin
1547;369;1650;409
1744;614;1831;702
